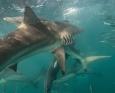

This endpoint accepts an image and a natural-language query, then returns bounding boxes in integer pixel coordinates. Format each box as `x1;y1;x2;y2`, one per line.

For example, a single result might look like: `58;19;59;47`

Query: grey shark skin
1;6;79;73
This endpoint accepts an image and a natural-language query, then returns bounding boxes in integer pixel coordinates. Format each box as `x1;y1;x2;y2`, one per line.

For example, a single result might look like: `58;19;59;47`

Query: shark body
2;6;81;93
1;6;80;74
45;49;111;93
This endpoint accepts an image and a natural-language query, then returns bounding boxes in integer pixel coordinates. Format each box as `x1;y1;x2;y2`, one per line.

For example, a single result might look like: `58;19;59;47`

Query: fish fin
66;46;87;70
23;6;49;34
85;56;111;63
3;16;23;26
53;47;66;75
24;6;40;26
33;61;60;92
66;46;111;71
45;59;60;93
9;64;17;72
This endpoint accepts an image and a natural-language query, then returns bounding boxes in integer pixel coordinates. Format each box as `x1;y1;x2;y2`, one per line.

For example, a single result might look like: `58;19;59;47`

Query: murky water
0;0;115;93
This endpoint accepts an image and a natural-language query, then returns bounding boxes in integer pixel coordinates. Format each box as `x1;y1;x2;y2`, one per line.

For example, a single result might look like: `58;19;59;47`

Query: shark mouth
59;31;73;45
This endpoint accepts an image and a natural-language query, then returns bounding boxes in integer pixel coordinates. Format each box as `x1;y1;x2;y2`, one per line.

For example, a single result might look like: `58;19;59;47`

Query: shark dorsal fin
24;6;40;25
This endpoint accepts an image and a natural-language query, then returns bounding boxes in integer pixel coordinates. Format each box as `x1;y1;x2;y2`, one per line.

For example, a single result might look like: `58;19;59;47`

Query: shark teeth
59;31;73;45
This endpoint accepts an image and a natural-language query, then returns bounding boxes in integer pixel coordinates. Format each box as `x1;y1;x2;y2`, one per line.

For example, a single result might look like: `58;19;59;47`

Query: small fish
104;21;111;26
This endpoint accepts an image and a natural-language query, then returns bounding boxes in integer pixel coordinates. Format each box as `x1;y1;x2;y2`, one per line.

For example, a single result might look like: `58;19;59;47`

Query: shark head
3;7;81;46
42;20;81;46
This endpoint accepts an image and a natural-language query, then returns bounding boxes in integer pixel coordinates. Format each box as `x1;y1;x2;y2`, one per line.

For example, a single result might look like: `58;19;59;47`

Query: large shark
1;6;80;74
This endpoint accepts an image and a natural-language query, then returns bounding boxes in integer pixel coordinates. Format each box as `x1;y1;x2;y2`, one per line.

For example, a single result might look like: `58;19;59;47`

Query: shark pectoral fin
53;47;66;75
24;6;40;25
45;60;59;93
9;64;17;72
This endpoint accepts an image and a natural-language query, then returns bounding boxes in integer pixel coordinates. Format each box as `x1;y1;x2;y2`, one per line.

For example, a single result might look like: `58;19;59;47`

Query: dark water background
0;0;115;93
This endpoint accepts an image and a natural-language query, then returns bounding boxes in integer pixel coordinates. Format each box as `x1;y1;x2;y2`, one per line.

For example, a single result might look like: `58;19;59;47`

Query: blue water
0;0;115;93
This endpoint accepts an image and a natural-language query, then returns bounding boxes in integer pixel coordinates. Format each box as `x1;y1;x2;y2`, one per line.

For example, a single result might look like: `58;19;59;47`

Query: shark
1;6;80;74
3;6;111;93
45;54;111;93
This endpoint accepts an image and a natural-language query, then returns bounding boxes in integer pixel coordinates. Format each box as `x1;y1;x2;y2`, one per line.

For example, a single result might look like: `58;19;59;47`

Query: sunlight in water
63;7;79;16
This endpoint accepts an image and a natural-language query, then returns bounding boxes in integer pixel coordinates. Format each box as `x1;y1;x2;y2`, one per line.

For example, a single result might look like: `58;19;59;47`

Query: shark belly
0;39;61;71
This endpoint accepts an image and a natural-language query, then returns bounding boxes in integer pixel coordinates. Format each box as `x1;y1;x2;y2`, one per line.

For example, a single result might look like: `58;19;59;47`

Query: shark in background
0;54;110;93
2;6;111;93
44;52;111;93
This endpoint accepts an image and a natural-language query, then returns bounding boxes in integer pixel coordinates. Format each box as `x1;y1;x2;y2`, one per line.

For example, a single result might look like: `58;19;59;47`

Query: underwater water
0;0;115;93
